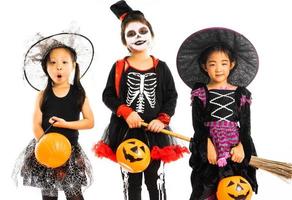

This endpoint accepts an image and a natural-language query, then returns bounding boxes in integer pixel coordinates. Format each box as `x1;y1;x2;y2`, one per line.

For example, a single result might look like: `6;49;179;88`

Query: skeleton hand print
126;72;157;113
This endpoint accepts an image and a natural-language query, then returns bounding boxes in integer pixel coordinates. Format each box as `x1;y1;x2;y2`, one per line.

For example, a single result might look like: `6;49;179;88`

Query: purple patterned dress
189;83;257;200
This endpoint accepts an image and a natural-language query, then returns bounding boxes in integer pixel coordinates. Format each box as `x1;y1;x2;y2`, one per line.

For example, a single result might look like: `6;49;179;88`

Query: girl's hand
49;116;68;128
147;119;165;133
126;112;143;128
207;138;217;165
230;142;245;163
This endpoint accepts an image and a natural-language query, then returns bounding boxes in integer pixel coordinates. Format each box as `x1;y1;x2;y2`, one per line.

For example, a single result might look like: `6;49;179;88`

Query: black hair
121;11;154;46
198;43;237;67
40;45;86;110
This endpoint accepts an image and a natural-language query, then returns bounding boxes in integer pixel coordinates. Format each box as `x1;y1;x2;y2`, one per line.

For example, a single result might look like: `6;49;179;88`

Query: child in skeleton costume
93;1;188;200
12;33;94;200
176;28;258;200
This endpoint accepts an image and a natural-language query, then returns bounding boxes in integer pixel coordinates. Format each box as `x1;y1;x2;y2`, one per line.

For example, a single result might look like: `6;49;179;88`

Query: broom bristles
249;156;292;179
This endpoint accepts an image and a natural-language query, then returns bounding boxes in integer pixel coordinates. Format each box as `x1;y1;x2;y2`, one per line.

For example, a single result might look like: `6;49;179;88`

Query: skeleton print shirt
102;58;177;125
124;66;160;121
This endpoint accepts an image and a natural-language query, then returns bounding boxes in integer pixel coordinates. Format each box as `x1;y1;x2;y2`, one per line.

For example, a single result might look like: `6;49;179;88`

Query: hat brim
176;27;259;88
24;33;94;91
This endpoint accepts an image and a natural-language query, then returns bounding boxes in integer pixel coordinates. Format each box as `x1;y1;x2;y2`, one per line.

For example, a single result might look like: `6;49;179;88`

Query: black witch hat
177;27;259;88
24;32;94;91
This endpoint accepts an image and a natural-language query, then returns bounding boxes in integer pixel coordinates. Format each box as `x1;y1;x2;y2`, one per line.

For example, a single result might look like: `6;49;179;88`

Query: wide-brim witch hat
110;0;144;21
24;32;94;91
177;27;259;88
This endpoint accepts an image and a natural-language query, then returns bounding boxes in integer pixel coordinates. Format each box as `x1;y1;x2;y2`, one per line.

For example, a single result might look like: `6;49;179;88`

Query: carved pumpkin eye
130;146;138;153
116;138;151;173
240;179;247;184
227;181;235;187
217;176;253;200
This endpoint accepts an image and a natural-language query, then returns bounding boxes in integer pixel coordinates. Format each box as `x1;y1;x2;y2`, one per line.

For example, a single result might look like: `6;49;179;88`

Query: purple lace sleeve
191;87;206;107
240;95;252;107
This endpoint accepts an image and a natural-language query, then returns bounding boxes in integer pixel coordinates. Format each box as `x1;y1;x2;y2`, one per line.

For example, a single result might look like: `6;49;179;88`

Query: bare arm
33;92;44;140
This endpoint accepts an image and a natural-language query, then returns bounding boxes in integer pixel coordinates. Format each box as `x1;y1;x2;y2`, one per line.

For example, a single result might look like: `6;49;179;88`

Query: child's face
124;21;152;52
203;51;235;84
46;48;75;86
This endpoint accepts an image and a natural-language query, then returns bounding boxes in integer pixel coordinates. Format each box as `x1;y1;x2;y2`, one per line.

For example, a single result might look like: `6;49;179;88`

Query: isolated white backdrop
1;0;291;199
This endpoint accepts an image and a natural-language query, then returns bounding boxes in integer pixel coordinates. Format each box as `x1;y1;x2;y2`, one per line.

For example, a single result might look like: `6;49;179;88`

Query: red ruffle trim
93;142;189;164
92;141;117;162
151;145;190;163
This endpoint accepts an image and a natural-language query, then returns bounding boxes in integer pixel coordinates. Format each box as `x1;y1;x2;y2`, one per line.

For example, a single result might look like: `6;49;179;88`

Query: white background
1;0;292;199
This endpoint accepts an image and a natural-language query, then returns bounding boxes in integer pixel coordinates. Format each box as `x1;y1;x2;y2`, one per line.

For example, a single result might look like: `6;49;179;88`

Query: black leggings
42;189;84;200
121;160;166;200
42;195;84;200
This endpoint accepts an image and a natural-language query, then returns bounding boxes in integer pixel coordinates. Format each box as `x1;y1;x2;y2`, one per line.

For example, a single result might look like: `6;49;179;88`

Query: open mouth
57;74;62;79
134;40;146;45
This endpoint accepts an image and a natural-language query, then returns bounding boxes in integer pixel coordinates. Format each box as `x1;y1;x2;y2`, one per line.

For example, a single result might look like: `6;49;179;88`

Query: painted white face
125;21;152;52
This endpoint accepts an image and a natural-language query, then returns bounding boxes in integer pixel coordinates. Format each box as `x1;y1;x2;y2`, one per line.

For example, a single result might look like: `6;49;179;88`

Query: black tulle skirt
12;139;93;197
93;115;189;163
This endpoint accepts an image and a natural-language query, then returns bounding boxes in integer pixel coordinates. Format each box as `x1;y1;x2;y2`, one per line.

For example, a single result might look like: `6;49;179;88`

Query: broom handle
141;122;292;179
141;122;258;163
141;122;191;142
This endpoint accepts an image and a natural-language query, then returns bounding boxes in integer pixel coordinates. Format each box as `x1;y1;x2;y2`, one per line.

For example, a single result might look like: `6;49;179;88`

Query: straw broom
249;156;292;179
141;122;292;180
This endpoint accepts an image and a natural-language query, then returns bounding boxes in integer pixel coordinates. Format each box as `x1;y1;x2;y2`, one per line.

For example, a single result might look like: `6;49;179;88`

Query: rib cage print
126;72;157;113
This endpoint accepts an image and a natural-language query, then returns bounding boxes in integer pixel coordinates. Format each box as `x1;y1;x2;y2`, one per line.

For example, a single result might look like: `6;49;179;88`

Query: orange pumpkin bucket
116;138;150;173
35;132;72;168
217;176;253;200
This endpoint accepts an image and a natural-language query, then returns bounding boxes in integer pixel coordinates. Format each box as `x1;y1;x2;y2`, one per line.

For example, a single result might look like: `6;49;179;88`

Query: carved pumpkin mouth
123;147;143;162
228;190;250;200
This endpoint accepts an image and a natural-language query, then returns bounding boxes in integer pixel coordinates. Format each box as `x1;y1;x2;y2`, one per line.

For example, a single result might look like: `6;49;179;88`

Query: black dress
94;57;188;163
12;85;93;197
189;83;257;200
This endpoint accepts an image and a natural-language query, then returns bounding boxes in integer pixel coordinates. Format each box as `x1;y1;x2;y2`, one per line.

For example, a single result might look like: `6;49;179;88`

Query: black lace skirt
12;139;93;197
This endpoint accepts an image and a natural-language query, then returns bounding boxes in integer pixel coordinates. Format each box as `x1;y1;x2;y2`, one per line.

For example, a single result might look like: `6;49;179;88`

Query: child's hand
207;138;217;165
126;111;143;128
49;116;68;129
230;142;245;163
147;119;165;133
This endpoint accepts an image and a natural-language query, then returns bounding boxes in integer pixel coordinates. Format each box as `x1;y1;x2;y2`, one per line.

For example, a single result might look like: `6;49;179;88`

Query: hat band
119;12;128;21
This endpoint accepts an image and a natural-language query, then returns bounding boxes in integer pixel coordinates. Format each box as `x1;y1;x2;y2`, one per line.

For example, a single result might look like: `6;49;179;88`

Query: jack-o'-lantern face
217;176;253;200
116;138;150;173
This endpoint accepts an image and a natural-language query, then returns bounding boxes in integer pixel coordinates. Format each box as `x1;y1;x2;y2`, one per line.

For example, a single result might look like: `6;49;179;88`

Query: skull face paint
125;22;152;52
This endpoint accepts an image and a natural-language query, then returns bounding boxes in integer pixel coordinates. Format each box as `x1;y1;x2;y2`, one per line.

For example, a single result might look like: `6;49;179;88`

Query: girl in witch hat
93;1;188;200
176;27;258;199
12;32;94;200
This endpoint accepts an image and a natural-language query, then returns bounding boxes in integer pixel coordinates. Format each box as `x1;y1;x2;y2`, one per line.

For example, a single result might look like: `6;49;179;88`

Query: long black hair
40;45;86;110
